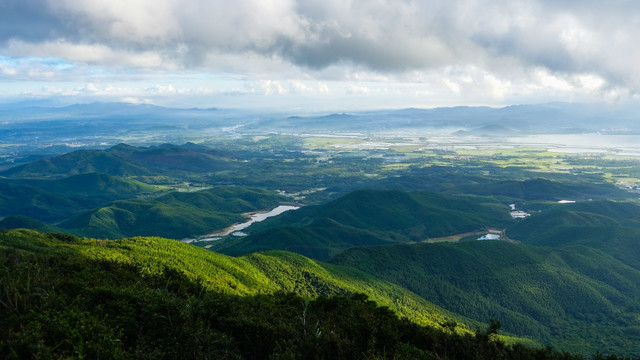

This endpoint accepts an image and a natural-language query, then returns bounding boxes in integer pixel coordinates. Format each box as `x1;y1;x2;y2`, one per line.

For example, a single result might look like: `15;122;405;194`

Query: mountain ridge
213;189;513;259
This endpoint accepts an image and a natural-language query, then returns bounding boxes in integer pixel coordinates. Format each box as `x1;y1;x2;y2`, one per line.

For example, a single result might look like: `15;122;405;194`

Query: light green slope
2;229;483;334
66;231;473;331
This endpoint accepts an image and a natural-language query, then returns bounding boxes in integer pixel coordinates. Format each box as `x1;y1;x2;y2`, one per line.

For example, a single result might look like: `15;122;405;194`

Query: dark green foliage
60;187;287;239
123;142;233;172
60;198;243;239
0;149;152;178
2;139;640;358
17;172;157;198
0;215;61;233
0;229;625;360
0;181;81;221
507;200;640;268
0;142;234;179
332;241;640;356
455;178;629;201
0;173;157;222
214;190;513;259
372;167;629;201
0;229;464;329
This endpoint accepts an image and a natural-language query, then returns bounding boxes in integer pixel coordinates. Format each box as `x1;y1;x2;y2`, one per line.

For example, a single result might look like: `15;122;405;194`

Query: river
222;205;299;235
182;205;300;243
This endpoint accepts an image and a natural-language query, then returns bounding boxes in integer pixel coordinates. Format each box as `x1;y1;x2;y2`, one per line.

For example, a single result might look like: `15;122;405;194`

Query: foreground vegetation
0;229;469;332
333;240;640;356
3;229;635;359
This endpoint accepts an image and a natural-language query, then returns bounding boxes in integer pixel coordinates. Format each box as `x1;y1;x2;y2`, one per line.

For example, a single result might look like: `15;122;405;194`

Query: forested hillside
59;186;287;239
2;229;627;359
0;173;157;221
214;190;513;259
332;240;640;356
507;200;640;268
0;143;233;179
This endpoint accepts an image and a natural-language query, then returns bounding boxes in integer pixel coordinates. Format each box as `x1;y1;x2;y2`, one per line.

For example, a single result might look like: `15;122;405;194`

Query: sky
1;0;639;111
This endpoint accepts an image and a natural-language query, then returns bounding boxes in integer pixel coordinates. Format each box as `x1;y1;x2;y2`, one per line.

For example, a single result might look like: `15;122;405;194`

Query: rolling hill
4;229;603;359
59;187;288;239
0;215;61;233
455;178;629;201
0;142;234;179
0;149;152;178
372;167;630;202
0;173;158;222
213;189;513;259
108;142;234;173
507;199;640;268
331;240;640;356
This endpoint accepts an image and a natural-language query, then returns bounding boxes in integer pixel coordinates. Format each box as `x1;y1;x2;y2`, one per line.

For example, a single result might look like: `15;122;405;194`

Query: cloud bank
1;0;639;107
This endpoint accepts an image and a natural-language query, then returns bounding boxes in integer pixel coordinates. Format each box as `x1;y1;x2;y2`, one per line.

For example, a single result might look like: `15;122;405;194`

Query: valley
2;103;640;358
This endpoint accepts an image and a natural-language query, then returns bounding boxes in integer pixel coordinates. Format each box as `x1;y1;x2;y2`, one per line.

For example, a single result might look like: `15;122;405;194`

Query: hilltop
59;187;287;239
0;173;157;222
213;189;513;259
0;142;234;179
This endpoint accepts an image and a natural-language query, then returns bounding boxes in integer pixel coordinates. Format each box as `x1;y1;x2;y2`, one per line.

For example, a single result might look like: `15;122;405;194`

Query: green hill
0;181;84;222
0;149;152;178
0;142;234;178
331;240;640;356
60;187;287;239
507;200;640;268
455;178;629;201
0;173;158;222
0;215;61;233
507;200;640;244
120;143;233;173
213;190;513;259
2;229;603;359
17;172;156;198
373;167;629;201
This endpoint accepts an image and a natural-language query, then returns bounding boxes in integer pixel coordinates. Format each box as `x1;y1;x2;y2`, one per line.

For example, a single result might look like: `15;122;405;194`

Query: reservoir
223;205;299;236
182;204;299;243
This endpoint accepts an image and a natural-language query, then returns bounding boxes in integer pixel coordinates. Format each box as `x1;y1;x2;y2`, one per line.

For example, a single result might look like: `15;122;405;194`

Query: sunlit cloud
1;0;639;109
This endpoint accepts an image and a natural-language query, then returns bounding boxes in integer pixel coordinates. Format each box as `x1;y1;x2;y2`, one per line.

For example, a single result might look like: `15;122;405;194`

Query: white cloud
4;40;168;69
122;97;154;105
442;79;461;94
257;80;287;96
0;64;18;76
317;83;330;94
346;85;372;95
2;0;640;107
578;74;605;91
289;81;314;95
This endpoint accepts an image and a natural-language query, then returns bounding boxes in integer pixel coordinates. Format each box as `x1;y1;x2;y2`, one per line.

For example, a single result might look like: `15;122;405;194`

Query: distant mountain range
253;102;640;134
2;101;640;138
